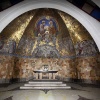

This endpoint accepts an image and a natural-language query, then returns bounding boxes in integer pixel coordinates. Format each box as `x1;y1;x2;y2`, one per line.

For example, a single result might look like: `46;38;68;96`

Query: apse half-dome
0;8;98;58
0;8;99;83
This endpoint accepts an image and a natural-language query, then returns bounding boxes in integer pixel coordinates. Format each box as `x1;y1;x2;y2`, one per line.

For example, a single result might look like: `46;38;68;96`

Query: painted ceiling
0;8;99;58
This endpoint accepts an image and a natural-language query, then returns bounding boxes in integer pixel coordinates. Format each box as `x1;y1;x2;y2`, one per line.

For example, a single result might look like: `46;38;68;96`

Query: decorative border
0;52;98;59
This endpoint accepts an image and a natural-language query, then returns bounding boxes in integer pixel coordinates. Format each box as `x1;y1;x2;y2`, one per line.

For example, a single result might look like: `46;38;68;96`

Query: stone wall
13;58;77;81
0;55;99;84
0;55;14;83
13;57;34;82
76;55;100;83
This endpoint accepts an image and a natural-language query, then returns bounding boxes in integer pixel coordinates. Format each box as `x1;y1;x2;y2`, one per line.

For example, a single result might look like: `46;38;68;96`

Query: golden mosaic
58;11;93;44
0;10;35;46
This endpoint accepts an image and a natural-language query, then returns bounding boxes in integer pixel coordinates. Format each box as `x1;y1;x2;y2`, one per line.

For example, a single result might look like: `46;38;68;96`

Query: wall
0;55;14;83
13;58;76;81
76;56;100;83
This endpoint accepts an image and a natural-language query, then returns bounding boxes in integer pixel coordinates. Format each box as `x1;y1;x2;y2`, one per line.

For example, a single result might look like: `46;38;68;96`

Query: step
32;79;59;82
28;81;63;84
20;86;71;90
24;84;66;87
33;79;58;81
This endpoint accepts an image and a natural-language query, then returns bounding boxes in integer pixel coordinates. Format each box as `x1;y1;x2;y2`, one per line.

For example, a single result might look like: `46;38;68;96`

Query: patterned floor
0;81;100;100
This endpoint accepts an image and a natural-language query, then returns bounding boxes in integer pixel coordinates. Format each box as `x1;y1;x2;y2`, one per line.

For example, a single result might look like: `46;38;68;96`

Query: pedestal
35;73;38;79
39;73;42;79
53;73;56;79
49;73;52;79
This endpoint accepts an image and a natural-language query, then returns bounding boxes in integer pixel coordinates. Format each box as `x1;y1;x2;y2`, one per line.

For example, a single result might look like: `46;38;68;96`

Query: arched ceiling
0;0;100;51
0;8;98;58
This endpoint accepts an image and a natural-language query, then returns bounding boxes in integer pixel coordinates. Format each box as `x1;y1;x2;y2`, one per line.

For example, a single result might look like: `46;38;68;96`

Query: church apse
0;8;99;83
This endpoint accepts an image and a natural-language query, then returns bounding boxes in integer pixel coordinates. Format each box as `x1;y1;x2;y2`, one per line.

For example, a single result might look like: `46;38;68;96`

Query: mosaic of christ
34;16;59;37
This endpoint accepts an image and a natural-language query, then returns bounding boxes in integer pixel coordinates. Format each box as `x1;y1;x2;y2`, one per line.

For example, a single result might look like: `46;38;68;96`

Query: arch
0;0;100;51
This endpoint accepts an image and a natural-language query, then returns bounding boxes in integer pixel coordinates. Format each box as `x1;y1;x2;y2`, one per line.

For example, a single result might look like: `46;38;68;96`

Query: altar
34;70;58;79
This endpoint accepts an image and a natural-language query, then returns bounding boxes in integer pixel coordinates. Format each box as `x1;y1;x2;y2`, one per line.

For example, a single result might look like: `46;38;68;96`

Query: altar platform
20;79;71;93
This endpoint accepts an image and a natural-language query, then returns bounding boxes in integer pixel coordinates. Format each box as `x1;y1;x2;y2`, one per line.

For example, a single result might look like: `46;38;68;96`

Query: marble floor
0;81;100;100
